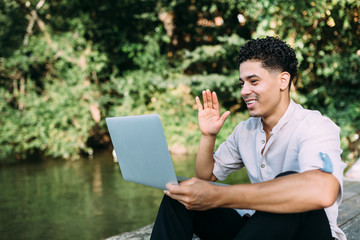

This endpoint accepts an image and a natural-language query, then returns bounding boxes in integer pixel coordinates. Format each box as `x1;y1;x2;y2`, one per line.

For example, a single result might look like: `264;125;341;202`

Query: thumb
219;111;230;123
179;177;197;186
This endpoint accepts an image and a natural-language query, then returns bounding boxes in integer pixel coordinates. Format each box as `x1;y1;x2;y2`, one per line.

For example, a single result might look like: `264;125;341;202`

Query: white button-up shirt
213;99;347;240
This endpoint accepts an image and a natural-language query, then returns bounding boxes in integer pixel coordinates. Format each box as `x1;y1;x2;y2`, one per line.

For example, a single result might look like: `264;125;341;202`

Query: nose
241;82;251;97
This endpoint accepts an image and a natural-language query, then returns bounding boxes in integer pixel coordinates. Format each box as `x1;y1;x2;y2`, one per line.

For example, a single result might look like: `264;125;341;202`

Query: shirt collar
271;99;296;134
258;99;296;134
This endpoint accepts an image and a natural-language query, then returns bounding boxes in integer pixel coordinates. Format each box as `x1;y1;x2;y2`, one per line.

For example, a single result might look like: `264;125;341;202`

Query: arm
218;169;339;213
195;90;230;181
196;134;217;181
165;169;339;212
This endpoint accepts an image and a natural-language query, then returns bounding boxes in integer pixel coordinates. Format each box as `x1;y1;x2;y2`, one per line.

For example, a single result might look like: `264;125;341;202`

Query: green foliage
247;0;360;161
0;80;94;159
0;0;359;162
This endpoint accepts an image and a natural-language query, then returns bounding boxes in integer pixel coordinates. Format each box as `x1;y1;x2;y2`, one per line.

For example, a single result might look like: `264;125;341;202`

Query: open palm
196;90;230;136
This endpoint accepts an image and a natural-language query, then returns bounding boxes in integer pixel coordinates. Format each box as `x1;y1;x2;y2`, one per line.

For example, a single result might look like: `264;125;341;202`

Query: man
150;37;346;240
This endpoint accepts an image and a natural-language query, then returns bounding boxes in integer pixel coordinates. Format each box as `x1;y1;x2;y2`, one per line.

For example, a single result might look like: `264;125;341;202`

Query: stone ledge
106;223;200;240
106;224;153;240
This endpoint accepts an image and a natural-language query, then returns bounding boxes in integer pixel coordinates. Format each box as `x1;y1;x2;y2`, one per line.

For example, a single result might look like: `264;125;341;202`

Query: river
0;150;249;240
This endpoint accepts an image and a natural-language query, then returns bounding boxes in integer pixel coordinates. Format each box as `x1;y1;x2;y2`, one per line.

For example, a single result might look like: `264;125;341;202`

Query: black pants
150;172;333;240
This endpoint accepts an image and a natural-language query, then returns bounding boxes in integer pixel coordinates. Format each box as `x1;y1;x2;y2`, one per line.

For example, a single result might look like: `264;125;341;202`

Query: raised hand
195;89;230;136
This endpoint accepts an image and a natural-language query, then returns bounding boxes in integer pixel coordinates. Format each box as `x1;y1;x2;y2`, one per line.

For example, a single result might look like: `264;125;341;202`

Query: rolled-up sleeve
297;113;346;201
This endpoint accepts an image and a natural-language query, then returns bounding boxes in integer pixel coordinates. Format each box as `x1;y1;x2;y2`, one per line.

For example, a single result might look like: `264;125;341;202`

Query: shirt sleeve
213;124;244;181
297;112;346;202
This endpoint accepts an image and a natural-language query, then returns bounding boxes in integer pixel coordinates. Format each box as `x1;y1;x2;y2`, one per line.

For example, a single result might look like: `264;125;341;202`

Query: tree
0;0;359;162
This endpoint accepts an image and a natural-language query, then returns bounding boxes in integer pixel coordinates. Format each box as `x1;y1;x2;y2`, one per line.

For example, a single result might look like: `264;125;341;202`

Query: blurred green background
0;0;359;163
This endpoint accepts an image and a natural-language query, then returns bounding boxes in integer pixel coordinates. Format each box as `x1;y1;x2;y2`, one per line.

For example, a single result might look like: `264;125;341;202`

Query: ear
279;72;291;91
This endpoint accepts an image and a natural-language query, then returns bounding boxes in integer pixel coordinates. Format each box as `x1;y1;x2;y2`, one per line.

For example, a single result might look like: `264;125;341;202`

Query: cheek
256;87;278;104
253;87;268;99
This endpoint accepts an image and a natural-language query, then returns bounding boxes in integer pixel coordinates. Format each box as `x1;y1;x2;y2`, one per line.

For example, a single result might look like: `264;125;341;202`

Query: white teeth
246;100;255;104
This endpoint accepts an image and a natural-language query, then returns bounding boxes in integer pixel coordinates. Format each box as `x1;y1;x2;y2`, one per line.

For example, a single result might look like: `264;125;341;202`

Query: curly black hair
237;36;298;85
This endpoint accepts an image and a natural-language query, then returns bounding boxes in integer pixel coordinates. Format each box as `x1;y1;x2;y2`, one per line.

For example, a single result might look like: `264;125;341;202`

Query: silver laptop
106;114;188;190
106;114;227;190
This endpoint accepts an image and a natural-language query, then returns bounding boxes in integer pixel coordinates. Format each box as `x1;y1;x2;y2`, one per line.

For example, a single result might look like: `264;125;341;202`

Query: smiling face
239;60;291;127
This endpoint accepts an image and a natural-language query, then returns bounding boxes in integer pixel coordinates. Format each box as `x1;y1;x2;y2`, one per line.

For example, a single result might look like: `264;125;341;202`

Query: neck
262;97;290;132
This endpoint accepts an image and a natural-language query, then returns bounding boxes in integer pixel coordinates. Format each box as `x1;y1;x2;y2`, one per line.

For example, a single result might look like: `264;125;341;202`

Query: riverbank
106;180;360;240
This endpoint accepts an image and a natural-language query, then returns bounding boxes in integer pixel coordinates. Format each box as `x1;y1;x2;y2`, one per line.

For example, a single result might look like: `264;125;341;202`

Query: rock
106;224;153;240
106;223;200;240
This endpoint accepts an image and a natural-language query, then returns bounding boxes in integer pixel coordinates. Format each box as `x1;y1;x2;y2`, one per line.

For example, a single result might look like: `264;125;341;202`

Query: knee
158;194;191;219
161;194;174;206
160;194;184;210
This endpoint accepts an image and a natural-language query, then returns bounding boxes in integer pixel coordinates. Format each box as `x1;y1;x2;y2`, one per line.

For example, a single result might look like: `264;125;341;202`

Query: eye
251;79;258;84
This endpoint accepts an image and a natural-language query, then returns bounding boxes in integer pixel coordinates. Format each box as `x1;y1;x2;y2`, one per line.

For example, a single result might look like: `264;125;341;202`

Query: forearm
214;170;339;213
195;135;217;181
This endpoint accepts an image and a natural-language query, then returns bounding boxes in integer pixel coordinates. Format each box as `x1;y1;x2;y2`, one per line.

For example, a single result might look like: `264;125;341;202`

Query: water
0;150;249;240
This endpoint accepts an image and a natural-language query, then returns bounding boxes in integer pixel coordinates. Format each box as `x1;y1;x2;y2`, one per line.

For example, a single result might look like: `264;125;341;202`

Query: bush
0;0;359;162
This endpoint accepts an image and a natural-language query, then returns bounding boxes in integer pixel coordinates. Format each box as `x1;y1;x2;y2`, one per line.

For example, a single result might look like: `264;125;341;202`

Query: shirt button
261;140;265;144
261;164;265;168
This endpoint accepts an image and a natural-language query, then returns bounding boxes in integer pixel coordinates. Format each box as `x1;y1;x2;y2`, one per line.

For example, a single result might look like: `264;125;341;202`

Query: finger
206;89;213;109
166;183;187;195
195;96;203;112
220;111;231;123
166;183;177;191
164;190;188;204
212;91;219;111
202;91;208;109
164;190;181;201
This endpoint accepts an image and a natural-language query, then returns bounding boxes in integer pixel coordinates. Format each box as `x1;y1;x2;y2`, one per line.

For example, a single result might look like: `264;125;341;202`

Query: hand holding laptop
164;177;223;211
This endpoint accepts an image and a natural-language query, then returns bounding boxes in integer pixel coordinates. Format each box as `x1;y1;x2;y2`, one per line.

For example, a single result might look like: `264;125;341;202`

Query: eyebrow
239;74;260;81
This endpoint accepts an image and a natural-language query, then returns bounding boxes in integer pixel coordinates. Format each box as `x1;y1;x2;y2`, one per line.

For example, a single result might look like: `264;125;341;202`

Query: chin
249;111;261;117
